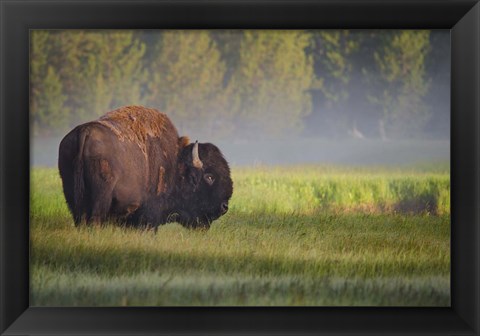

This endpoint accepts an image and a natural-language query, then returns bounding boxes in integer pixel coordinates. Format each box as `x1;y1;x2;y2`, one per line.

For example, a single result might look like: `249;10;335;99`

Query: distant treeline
31;30;450;140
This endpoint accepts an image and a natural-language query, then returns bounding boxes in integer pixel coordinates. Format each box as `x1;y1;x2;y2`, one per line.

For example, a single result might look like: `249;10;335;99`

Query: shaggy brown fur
96;105;174;160
58;105;233;229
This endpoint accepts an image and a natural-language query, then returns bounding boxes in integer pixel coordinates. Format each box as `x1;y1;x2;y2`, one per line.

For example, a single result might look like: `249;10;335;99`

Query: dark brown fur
58;106;233;229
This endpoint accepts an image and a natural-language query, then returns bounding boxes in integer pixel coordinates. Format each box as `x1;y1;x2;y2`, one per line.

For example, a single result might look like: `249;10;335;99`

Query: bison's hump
95;106;178;158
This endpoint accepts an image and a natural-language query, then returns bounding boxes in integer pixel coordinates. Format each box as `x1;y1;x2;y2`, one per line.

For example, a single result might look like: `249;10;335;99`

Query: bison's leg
85;158;117;225
58;158;82;224
58;127;86;226
110;184;142;225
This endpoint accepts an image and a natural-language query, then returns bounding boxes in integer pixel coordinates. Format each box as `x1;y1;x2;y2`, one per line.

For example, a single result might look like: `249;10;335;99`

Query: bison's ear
178;136;190;148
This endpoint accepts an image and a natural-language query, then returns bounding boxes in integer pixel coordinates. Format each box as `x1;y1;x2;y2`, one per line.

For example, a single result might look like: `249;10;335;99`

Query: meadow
30;163;450;306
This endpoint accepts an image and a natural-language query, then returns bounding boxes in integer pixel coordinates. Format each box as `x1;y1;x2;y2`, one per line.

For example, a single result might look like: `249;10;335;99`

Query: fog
32;137;449;168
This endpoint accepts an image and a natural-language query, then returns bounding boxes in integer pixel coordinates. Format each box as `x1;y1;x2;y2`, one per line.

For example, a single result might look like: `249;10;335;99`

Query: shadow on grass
30;270;450;307
30;210;450;306
393;194;438;215
31;229;448;279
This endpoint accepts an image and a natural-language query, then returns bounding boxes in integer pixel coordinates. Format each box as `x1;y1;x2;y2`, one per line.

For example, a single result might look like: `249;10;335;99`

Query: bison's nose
221;202;228;214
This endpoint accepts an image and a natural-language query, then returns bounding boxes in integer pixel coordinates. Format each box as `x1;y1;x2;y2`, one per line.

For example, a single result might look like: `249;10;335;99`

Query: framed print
1;0;479;335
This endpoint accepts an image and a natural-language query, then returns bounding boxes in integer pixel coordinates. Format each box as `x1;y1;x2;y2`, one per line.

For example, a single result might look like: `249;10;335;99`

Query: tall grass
231;165;449;215
30;164;450;306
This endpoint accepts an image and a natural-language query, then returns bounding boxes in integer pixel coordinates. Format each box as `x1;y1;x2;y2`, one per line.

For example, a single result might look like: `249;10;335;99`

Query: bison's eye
203;173;215;186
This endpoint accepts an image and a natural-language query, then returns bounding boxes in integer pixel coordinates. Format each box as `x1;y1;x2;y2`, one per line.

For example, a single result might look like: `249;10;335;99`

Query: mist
32;136;449;168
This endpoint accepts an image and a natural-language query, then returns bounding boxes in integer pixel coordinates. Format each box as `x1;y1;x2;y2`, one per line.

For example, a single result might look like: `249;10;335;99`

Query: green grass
30;164;450;306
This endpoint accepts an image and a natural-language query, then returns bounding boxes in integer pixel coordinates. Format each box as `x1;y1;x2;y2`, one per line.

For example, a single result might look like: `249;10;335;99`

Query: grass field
30;163;450;306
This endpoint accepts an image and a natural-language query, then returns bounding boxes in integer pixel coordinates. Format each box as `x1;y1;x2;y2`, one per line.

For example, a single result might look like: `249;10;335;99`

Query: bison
58;106;233;229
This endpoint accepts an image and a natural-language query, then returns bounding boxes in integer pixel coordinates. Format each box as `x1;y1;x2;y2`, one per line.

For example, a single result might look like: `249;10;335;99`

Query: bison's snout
220;202;229;215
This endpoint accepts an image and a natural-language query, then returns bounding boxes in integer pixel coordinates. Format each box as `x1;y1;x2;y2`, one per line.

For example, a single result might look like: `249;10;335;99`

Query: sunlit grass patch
231;165;450;215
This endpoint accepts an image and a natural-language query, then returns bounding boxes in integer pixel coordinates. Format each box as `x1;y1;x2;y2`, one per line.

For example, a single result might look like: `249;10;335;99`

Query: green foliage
309;30;362;135
211;30;243;83
65;31;146;122
146;30;229;137
30;165;450;306
228;31;314;137
31;30;146;130
33;67;68;135
30;30;443;140
313;30;359;103
368;31;431;138
31;32;68;135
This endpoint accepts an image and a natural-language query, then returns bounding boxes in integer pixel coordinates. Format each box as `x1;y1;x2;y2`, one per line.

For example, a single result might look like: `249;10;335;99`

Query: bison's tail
73;128;88;224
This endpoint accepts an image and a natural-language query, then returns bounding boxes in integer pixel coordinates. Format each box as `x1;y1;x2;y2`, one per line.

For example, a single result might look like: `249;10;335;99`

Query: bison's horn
192;141;203;169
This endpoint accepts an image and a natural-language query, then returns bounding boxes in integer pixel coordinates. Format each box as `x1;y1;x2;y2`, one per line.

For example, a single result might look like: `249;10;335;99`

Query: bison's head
175;140;233;229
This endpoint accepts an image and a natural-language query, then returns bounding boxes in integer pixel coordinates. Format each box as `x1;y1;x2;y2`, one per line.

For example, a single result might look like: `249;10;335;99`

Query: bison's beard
168;211;212;229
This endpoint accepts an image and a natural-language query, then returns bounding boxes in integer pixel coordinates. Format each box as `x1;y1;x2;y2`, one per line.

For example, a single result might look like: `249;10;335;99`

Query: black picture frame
1;0;479;335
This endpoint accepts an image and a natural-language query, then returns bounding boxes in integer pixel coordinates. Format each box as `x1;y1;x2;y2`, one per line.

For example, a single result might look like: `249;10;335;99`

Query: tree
30;31;68;135
101;31;147;108
43;30;146;127
210;30;244;85
228;30;314;137
146;30;228;138
367;30;431;139
33;66;68;135
307;30;361;137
